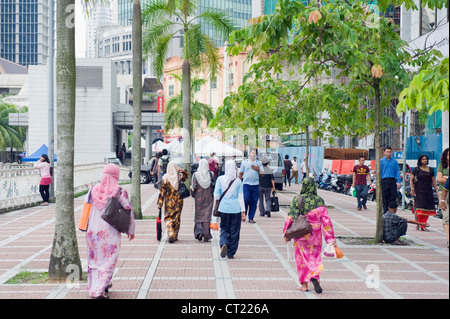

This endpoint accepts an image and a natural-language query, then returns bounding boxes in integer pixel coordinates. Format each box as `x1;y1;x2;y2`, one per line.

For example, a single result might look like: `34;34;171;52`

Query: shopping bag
335;245;344;259
156;207;162;241
210;216;219;231
271;191;279;212
78;190;92;232
351;186;356;197
323;242;335;258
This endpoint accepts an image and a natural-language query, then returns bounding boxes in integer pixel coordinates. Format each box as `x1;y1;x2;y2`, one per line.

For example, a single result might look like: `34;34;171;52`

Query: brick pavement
0;182;448;300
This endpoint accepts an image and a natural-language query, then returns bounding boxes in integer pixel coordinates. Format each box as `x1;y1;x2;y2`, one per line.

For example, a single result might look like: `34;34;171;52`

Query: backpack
161;156;170;175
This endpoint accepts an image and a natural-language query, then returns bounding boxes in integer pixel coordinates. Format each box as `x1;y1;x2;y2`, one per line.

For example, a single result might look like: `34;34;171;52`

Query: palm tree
0;101;27;152
142;0;235;185
131;0;143;219
48;0;82;281
165;74;214;140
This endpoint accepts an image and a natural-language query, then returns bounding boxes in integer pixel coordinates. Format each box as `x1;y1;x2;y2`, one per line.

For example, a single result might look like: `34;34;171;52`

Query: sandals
311;278;323;294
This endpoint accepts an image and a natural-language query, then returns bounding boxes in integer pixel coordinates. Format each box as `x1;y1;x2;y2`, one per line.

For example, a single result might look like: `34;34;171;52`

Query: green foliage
141;0;236;79
0;101;28;151
397;57;449;115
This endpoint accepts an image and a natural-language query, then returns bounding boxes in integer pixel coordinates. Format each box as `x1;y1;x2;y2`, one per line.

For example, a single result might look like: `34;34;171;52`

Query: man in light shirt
239;148;263;224
290;156;299;185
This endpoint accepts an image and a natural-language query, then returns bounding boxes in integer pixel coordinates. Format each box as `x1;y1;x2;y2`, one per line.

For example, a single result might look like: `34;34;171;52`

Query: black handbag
271;191;279;212
178;171;190;199
102;188;131;233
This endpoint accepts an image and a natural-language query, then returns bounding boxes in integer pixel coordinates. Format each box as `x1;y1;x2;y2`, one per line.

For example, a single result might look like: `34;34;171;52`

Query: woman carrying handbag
283;177;336;293
213;160;246;259
85;164;135;299
157;161;188;243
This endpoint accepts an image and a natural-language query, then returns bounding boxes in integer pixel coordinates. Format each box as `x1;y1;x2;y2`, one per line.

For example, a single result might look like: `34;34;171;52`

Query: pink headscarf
91;164;121;210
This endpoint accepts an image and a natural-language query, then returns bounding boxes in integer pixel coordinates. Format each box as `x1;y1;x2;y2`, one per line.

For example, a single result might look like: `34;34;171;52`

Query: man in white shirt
301;158;307;181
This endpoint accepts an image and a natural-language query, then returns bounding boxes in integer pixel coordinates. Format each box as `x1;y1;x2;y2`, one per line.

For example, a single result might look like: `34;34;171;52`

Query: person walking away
259;155;275;218
439;178;449;248
151;152;162;184
159;149;170;177
157;161;188;243
191;159;214;242
238;148;262;223
284;155;293;187
208;153;219;179
34;154;52;206
380;146;402;213
290;157;299;185
352;155;372;211
436;148;449;246
214;160;246;259
283;177;336;293
85;164;135;299
410;155;439;231
383;201;428;245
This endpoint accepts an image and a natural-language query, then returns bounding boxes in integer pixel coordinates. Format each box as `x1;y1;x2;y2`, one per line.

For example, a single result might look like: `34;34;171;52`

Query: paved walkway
0;183;448;300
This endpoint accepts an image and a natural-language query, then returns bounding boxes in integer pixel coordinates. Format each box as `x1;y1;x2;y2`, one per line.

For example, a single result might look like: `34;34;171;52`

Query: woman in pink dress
283;177;336;293
85;164;135;299
34;154;52;206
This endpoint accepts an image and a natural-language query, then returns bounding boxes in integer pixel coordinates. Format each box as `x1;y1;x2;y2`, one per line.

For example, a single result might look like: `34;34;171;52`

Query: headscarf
288;177;324;219
162;161;180;190
91;164;121;211
194;159;212;189
220;160;239;199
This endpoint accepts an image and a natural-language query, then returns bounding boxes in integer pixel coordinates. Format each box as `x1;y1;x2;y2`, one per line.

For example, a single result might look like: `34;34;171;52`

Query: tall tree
224;0;440;242
165;74;214;139
48;0;82;280
142;0;235;186
131;0;143;219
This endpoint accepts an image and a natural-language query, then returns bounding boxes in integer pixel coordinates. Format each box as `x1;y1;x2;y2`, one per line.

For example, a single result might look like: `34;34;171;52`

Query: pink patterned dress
85;188;135;298
283;206;335;284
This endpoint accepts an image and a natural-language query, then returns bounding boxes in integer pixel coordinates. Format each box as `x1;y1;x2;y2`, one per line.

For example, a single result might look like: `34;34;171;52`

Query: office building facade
0;0;50;66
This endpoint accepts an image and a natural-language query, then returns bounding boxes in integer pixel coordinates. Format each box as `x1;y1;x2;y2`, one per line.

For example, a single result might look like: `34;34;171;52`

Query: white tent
152;140;168;152
170;136;243;157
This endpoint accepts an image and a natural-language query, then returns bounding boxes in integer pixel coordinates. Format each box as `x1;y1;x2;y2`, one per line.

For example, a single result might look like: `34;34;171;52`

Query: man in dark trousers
284;154;293;187
352;155;372;211
380;146;401;213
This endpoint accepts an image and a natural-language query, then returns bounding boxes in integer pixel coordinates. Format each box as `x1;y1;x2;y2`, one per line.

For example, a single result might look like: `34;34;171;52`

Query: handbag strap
219;179;236;202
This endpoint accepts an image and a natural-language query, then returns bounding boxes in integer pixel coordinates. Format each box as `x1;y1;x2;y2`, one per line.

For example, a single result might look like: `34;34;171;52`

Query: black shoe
220;245;228;258
266;211;271;218
311;278;322;293
168;237;175;243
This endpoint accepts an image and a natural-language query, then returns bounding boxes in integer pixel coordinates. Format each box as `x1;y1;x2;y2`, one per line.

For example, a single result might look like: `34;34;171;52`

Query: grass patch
142;215;157;220
7;271;49;284
337;236;419;246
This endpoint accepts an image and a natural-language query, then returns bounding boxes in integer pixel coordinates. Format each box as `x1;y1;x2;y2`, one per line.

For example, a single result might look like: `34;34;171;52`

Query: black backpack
161;156;170;175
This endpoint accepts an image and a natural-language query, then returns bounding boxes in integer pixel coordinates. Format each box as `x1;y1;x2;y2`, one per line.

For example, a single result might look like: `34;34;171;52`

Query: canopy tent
21;144;57;162
170;136;243;157
152;140;168;152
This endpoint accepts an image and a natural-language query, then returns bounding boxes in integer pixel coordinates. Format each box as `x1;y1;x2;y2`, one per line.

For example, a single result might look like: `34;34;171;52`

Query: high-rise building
198;0;253;46
85;2;113;58
0;0;50;67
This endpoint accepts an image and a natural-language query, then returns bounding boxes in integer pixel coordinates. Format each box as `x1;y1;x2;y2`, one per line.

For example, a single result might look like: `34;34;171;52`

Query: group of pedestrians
31;145;448;299
283;155;307;187
349;146;449;247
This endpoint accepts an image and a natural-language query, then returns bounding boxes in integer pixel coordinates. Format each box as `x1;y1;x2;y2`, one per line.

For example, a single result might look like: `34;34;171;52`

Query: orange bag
335;245;344;259
78;191;92;231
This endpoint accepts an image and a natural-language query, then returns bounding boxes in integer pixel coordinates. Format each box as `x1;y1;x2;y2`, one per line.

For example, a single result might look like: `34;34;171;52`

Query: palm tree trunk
182;58;192;186
48;0;81;280
374;80;384;243
131;0;143;219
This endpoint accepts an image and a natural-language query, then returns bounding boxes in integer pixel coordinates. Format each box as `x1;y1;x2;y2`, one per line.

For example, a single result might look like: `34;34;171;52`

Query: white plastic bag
286;243;293;261
323;242;335;258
